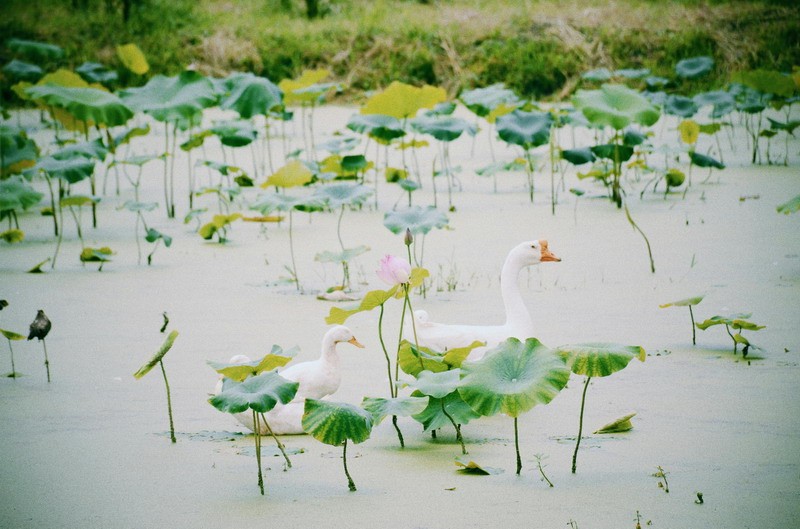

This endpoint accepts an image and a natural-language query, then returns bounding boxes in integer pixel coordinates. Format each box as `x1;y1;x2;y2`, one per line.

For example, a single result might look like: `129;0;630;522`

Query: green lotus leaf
116;43;149;75
410;114;477;142
317;136;361;154
777;195;800;214
119;71;217;123
313;182;373;208
325;286;399;325
659;295;704;308
60;194;100;208
734;70;795;98
53;138;108;161
675;56;714;79
360;81;446;119
689;151;724;169
208;345;297;382
210;370;298;414
0;127;38;175
361;396;429;425
590;144;634;162
496;109;552;148
383;205;448;235
122;200;158;212
302;399;373;446
210;120;258;147
555;343;645;377
644;76;670;89
573;84;661;130
315;245;370;264
693;90;735;118
615;68;650;79
0;328;26;341
33;155;96;184
408;369;462;399
663;94;698;118
665;168;686;187
346;113;406;143
198;213;241;240
581;68;613;82
75;61;118;85
145;228;172;247
767;118;800;134
398;340;484;377
458;337;569;418
341;154;369;174
3;59;43;82
219;72;282;118
622;128;647;147
26;85;133;128
250;190;323;214
113;154;161;170
7;38;64;62
0;229;24;243
459;83;521;118
262;160;313;188
731;319;765;332
0;175;43;212
412;391;481;432
133;330;179;379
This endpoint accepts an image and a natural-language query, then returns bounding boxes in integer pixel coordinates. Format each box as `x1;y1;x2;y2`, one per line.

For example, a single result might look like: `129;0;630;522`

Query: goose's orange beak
348;337;365;348
539;240;561;262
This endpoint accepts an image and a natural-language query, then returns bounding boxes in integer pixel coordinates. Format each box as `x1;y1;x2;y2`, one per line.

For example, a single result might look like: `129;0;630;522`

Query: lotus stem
159;359;176;443
624;202;655;273
336;205;346;251
343;439;357;492
391;415;405;449
725;324;737;354
45;175;58;237
163;123;170;217
6;338;17;379
441;400;466;455
572;376;591;474
514;417;522;475
288;210;299;291
689;305;697;346
260;413;292;469
536;455;554;487
377;304;395;397
169;124;178;218
253;411;264;495
42;339;50;383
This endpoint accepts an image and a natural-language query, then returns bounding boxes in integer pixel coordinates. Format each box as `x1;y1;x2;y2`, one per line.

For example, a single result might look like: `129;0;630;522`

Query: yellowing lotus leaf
117;43;150;75
678;119;700;145
262;160;313;188
361;81;447;119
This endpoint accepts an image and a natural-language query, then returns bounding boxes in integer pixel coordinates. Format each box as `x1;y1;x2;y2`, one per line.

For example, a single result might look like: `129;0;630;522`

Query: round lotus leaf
590;144;634;163
573;84;660;130
210;120;258;147
412;391;481;432
6;38;64;62
361;396;429;425
410;114;476;142
675;56;714;79
219;72;282;118
312;182;373;208
408;369;462;399
209;370;298;414
302;399;373;446
119;71;217;123
26;85;133;128
615;68;650;79
34;155;96;184
53;138;108;162
3;59;43;82
458;337;570;419
459;83;521;117
0;128;38;176
644;76;670;89
360;81;447;119
346;113;406;142
555;343;645;377
496;109;553;148
75;62;118;86
383;205;448;235
689;151;724;169
581;68;613;82
0;176;43;212
663;95;698;118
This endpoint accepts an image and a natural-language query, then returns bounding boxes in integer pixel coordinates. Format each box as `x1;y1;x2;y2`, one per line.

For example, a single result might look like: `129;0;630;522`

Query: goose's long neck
500;255;532;328
320;337;341;367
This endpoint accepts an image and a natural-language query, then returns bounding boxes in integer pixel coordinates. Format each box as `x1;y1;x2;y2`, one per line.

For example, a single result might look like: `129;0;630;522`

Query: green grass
1;0;798;102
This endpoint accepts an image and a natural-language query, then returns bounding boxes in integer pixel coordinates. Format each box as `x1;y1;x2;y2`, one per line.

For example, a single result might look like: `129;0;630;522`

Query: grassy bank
1;0;798;101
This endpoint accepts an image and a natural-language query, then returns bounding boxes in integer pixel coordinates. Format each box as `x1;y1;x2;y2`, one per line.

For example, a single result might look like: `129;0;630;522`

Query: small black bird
28;310;52;341
28;310;52;382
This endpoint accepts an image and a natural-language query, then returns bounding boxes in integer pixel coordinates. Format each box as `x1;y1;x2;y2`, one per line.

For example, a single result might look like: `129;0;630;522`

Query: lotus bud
404;228;413;247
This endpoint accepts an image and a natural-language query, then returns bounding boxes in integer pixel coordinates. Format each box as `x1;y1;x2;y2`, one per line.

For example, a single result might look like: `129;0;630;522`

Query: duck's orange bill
539;240;561;262
348;337;365;348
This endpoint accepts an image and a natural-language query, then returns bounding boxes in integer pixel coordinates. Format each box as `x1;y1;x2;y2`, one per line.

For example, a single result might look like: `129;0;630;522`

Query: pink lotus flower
376;255;411;286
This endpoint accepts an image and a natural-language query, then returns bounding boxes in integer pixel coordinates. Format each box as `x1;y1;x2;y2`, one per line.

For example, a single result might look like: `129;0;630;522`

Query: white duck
217;325;364;435
413;240;560;360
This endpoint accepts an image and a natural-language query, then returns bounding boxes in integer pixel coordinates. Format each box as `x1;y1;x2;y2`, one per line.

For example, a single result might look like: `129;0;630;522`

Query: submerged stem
572;376;591;474
159;360;176;443
391;415;405;449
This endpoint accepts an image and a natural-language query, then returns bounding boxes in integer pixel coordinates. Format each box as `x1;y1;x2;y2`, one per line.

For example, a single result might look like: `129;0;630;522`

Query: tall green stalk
572;376;591;474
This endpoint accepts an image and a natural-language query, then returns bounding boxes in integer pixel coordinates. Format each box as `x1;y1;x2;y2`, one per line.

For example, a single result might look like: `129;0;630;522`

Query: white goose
413;240;560;360
218;325;364;435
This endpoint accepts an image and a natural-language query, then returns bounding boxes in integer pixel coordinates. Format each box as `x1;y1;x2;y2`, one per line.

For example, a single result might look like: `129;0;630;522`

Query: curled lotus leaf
26;85;133;128
689;151;724;169
302;399;373;446
116;43;149;75
663;94;698;118
7;38;64;62
219;72;282;118
459;83;521;118
0;176;43;212
383;205;448;235
209;371;298;414
134;330;179;379
410;114;477;142
119;71;217;123
361;396;429;425
3;59;43;82
346;113;406;143
412;391;481;432
555;343;645;378
496;109;552;148
659;295;704;308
